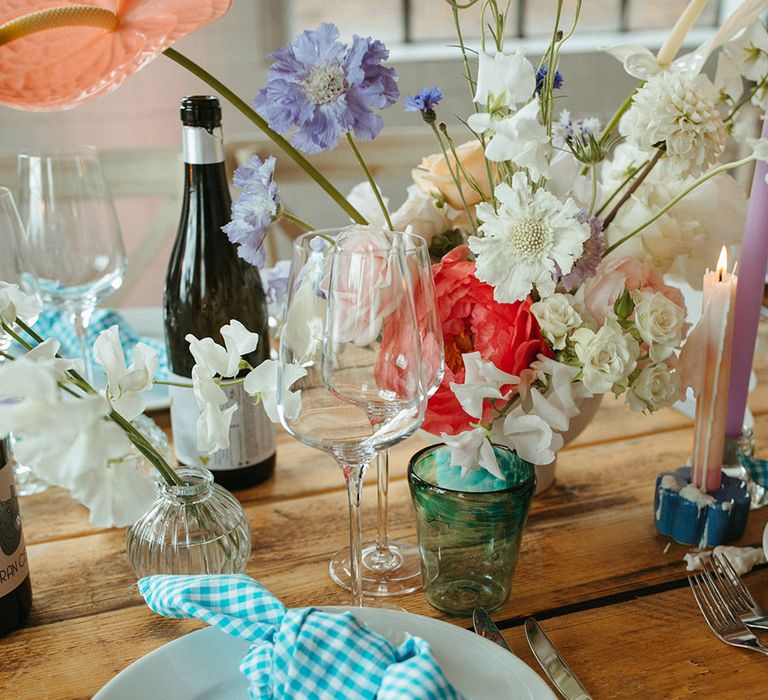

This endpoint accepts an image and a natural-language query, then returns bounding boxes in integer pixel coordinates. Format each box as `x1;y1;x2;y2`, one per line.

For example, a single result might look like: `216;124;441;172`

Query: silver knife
524;617;592;700
472;608;512;651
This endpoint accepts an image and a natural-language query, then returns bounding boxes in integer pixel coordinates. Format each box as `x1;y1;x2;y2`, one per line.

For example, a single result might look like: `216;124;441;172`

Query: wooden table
4;332;768;699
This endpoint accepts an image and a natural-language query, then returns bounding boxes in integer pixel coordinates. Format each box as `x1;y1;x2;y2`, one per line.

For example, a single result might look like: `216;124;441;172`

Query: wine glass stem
342;463;367;607
70;307;95;383
375;449;391;553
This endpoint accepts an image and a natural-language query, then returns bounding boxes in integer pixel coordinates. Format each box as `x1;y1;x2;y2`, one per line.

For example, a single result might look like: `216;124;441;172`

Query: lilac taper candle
726;118;768;438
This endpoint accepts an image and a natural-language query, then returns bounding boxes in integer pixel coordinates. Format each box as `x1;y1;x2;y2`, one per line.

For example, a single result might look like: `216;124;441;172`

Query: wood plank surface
3;327;768;697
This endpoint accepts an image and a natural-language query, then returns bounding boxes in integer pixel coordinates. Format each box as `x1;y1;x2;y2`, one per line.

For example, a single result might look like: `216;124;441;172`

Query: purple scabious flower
535;66;564;95
404;86;443;113
221;155;279;268
560;213;606;292
254;23;399;154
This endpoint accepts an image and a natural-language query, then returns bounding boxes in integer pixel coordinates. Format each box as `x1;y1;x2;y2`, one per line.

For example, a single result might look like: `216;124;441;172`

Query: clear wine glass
329;231;444;596
0;187;48;495
276;229;427;607
17;145;127;382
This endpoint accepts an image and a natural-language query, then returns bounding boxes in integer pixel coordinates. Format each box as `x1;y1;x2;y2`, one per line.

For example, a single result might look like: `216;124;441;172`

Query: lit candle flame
717;246;728;280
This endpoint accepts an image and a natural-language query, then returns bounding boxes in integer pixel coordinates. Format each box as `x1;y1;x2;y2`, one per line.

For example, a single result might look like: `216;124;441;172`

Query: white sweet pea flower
496;408;563;466
626;363;681;413
244;359;307;423
474;49;536;109
449;352;518;419
441;428;503;480
186;320;259;379
468;101;550;178
533;356;593;419
391;186;451;245
724;20;768;81
0;282;40;326
531;294;583;351
93;326;158;420
572;320;640;394
25;338;83;382
714;52;744;102
632;290;686;363
191;365;236;452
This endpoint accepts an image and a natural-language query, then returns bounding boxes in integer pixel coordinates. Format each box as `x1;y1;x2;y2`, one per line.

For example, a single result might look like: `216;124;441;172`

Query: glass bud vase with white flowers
0;282;301;577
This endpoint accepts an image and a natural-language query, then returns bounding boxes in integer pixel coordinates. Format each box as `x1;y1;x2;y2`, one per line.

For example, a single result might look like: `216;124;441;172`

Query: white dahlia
470;172;590;303
620;72;725;179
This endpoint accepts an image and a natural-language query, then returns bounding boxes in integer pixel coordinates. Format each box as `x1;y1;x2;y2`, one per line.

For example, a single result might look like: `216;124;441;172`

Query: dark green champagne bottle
164;96;276;490
0;437;32;637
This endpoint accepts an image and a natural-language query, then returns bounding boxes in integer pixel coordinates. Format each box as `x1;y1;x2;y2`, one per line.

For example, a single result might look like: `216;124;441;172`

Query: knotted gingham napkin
138;574;463;700
28;309;169;379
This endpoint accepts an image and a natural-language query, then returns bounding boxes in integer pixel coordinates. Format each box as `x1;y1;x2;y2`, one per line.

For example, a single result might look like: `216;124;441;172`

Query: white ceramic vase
534;394;603;495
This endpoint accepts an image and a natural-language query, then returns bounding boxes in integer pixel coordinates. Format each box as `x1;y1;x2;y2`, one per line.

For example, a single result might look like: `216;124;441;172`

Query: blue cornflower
535;66;564;95
254;23;399;154
404;86;444;113
221;156;279;268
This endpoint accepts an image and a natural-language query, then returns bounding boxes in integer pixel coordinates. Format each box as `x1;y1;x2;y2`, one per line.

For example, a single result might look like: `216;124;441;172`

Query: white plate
94;606;555;700
119;307;169;411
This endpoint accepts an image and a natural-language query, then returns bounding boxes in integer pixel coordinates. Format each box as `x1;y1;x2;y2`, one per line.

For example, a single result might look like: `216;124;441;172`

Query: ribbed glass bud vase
125;467;252;578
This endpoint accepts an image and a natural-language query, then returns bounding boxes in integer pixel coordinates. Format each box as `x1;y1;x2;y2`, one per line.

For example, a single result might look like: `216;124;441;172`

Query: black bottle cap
180;95;222;128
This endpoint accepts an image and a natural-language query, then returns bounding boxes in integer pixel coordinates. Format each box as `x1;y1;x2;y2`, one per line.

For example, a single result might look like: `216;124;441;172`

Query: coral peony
423;245;552;435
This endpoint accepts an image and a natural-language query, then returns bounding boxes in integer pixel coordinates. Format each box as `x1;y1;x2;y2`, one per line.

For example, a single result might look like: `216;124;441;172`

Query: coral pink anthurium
0;0;231;111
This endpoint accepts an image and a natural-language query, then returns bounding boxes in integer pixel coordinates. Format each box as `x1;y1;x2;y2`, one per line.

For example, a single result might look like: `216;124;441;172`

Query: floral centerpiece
1;0;768;489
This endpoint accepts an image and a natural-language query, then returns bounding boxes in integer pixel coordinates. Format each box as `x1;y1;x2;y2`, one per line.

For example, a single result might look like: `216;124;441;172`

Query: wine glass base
12;463;49;496
329;541;423;597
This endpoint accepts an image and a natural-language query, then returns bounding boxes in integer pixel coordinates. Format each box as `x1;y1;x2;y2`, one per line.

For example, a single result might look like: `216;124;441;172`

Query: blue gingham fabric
25;309;169;380
738;450;768;488
138;574;463;700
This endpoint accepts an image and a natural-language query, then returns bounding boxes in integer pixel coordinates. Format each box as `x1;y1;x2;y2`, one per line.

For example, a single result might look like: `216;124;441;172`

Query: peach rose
412;140;493;212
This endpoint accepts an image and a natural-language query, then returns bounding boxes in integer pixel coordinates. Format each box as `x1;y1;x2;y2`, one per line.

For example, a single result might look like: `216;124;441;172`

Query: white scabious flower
620;72;725;179
470;172;590;303
626;363;680;413
531;294;583;351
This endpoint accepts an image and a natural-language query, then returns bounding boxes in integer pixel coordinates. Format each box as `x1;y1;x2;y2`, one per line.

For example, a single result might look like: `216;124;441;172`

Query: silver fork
701;554;768;631
689;570;768;655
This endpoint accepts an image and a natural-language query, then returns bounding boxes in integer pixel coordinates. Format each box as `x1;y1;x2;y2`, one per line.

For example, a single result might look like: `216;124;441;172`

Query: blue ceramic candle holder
653;466;750;547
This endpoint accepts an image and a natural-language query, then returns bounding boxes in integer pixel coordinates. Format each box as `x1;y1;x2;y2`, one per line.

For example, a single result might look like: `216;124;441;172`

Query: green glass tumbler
408;443;536;617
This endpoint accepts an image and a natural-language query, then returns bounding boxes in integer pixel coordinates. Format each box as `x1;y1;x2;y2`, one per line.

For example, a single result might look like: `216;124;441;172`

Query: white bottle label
169;372;276;471
0;460;28;597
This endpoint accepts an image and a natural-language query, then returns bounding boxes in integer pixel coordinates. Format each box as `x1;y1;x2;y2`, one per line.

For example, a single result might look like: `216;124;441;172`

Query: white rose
532;293;583;350
632;290;685;363
626;363;680;412
391;185;451;245
573;320;640;394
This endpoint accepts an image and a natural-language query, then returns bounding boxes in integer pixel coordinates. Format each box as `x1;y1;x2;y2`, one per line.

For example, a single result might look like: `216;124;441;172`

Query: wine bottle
164;95;276;490
0;437;32;637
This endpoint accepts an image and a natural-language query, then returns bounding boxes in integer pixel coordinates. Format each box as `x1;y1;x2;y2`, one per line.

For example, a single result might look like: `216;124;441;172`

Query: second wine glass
329;231;444;596
276;228;427;607
17;145;127;382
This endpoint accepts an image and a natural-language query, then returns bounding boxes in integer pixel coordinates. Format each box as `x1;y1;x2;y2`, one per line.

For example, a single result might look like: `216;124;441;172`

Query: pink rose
582;256;685;324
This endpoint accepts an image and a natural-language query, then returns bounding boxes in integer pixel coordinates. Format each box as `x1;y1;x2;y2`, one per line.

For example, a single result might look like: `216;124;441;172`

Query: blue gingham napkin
138;575;463;700
26;309;169;380
738;450;768;488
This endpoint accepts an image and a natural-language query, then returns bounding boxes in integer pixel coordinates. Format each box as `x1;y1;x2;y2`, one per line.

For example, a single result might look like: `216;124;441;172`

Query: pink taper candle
693;249;737;492
726;117;768;437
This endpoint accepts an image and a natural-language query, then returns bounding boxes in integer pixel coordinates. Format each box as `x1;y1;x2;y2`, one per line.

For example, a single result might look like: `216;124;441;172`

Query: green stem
452;6;477;104
604;155;756;256
1;322;34;351
281;210;316;231
589;165;598;214
345;133;393;230
544;0;565;136
602;149;663;230
430;123;478;234
724;75;768;123
162;47;367;226
595;158;649;217
599;91;636;147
